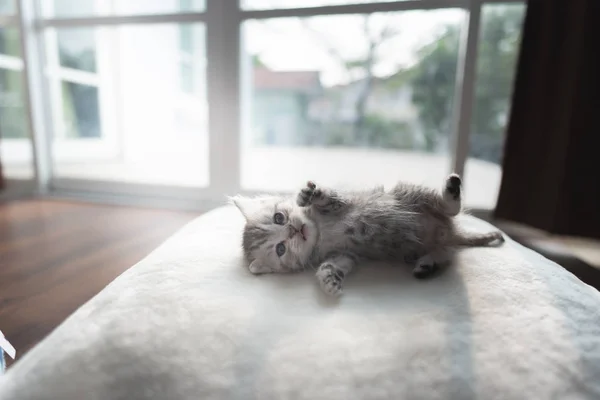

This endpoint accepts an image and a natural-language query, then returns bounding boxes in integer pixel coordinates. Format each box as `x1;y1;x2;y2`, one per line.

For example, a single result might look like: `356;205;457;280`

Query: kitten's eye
276;242;286;257
273;212;285;225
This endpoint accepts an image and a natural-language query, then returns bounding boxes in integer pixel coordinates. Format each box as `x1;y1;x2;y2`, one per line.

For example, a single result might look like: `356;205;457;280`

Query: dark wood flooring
0;200;196;367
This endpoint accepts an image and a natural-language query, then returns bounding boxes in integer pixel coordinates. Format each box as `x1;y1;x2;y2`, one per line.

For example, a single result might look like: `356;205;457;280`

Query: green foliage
321;114;415;150
58;49;96;73
410;25;460;152
409;5;525;161
0;27;20;57
0;69;27;139
361;114;415;149
0;28;27;139
323;123;352;146
470;5;525;163
252;54;267;69
254;7;524;157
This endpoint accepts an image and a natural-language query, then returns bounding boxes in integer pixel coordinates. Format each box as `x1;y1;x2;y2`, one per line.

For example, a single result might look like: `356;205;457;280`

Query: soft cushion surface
1;206;600;400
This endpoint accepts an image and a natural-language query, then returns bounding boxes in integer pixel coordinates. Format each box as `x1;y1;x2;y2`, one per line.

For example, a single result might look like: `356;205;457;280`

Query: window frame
2;0;526;210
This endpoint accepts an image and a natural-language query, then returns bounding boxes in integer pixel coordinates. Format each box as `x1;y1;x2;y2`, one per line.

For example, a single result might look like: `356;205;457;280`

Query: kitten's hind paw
297;181;317;207
316;264;344;296
413;263;441;279
445;173;462;200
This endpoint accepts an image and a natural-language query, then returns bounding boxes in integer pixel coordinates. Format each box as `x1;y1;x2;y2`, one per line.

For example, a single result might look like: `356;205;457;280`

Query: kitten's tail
453;231;505;247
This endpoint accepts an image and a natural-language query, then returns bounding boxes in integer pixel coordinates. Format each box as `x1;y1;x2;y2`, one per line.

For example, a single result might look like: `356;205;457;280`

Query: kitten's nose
288;225;298;238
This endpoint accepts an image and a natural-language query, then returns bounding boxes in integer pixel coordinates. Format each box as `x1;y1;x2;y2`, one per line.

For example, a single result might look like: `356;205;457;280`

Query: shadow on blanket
251;261;477;399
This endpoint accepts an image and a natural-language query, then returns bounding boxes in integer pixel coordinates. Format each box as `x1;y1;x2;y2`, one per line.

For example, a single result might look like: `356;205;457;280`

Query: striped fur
233;174;504;296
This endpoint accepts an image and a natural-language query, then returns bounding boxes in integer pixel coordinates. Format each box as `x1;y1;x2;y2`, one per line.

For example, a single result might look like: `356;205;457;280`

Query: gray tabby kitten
232;174;503;296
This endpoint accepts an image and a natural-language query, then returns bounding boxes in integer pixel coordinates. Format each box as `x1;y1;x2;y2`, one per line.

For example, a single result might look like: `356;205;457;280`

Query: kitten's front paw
297;181;318;207
316;264;344;296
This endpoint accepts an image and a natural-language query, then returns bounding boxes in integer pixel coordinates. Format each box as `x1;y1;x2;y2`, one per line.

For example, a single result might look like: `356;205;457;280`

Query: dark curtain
494;0;600;239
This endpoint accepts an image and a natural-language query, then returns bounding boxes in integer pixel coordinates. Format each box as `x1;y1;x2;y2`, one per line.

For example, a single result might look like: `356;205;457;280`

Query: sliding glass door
47;22;208;187
2;0;526;210
241;9;465;194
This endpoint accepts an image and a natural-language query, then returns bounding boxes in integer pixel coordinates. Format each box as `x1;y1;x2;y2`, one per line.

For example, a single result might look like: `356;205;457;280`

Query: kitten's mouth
300;224;307;240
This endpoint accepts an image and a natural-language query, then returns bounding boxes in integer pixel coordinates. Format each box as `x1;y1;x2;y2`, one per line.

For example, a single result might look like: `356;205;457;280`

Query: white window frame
45;27;121;161
2;0;526;210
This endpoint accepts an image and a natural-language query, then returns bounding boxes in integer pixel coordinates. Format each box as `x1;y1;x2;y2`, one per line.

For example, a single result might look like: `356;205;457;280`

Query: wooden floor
0;200;196;367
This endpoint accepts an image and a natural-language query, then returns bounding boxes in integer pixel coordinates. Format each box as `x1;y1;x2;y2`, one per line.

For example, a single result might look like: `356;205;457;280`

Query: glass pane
0;27;21;57
0;68;35;179
0;0;15;15
243;0;408;10
464;3;526;209
58;28;97;72
62;81;101;138
45;0;205;17
242;10;464;192
50;24;208;187
0;68;26;138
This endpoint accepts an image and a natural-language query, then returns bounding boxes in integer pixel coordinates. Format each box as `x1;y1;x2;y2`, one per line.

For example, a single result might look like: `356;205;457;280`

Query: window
0;25;34;179
0;28;24;143
242;10;465;192
464;3;526;209
179;24;198;94
49;24;208;187
42;0;206;18
0;68;26;138
0;0;15;15
3;0;526;209
50;27;101;140
242;0;405;10
0;26;19;57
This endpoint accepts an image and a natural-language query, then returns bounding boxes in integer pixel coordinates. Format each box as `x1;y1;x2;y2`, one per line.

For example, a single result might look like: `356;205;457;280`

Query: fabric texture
1;206;600;400
495;0;600;238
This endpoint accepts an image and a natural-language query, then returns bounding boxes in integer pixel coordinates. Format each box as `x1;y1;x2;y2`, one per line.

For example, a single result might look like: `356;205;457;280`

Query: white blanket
1;206;600;400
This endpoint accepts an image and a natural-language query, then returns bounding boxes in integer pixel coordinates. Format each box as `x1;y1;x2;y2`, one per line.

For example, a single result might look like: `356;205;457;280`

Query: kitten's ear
229;195;254;220
248;260;272;275
229;195;277;220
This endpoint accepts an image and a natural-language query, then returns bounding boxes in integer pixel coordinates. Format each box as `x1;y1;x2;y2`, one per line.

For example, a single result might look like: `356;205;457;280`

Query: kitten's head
231;195;318;274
